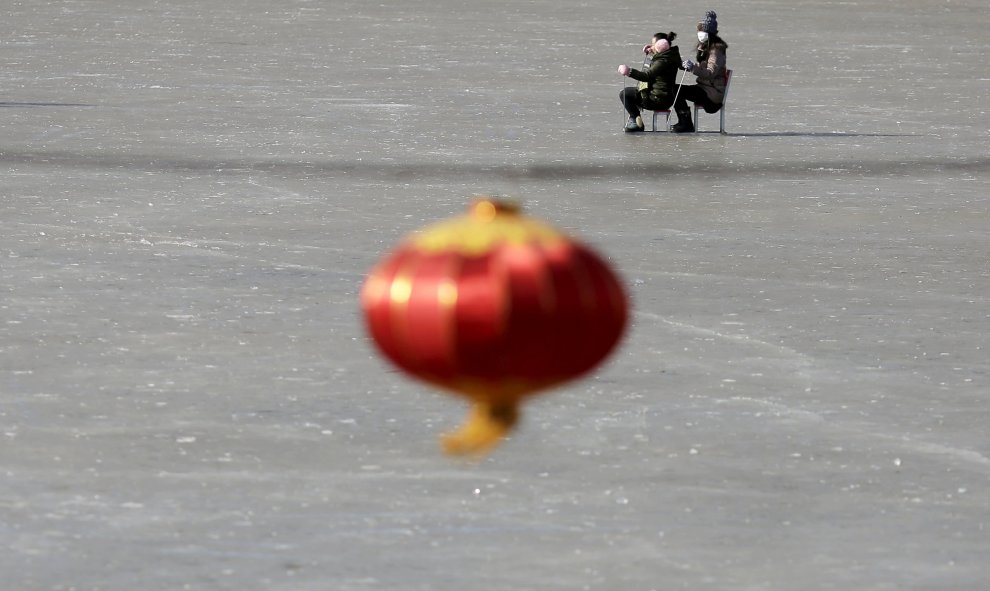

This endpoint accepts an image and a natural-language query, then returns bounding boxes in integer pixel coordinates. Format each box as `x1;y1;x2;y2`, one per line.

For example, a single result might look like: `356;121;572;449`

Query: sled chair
693;68;732;134
644;69;732;133
629;54;677;132
646;107;674;132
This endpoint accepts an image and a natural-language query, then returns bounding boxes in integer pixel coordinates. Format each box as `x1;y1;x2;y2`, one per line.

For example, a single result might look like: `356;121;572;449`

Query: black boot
671;113;694;133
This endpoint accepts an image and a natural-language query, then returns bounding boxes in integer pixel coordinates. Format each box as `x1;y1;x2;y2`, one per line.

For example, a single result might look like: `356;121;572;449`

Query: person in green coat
617;31;689;132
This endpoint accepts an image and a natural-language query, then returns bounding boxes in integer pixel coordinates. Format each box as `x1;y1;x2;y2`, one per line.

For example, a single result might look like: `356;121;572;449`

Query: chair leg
693;105;700;133
719;108;726;134
648;110;682;131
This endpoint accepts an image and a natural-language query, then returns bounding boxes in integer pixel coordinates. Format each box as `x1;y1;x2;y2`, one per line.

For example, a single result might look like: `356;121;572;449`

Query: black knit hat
701;10;718;34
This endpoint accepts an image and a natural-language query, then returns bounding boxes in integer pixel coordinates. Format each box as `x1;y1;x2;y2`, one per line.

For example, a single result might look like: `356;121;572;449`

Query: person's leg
673;86;696;112
680;85;722;112
703;96;723;113
619;87;644;131
619;87;641;118
670;88;696;133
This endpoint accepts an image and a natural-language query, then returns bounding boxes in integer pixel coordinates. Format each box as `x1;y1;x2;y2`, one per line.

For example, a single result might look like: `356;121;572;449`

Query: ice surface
2;1;989;590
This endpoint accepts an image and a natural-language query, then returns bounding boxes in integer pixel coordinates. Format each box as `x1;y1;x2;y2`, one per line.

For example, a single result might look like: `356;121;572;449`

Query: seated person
673;10;728;132
617;31;690;132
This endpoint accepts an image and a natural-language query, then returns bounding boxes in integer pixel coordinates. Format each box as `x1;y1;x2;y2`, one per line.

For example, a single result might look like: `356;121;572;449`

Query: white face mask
698;31;709;43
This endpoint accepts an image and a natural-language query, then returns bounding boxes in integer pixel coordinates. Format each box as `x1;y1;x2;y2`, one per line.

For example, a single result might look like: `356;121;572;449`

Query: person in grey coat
672;11;728;133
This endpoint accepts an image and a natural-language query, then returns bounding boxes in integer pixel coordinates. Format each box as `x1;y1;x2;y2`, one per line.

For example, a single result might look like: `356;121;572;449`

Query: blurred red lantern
361;198;628;456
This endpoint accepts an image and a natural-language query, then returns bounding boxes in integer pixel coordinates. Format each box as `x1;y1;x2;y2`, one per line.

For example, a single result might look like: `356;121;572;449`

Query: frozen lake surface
2;1;989;589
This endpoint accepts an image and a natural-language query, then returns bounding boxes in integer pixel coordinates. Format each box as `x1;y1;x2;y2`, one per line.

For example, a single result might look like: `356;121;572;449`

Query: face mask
698;31;709;43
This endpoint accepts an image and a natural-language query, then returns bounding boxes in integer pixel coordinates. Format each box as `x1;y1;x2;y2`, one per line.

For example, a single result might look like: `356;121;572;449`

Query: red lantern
361;199;628;455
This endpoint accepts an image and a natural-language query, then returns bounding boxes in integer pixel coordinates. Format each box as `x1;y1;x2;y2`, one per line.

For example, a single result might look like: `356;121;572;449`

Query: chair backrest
722;69;733;104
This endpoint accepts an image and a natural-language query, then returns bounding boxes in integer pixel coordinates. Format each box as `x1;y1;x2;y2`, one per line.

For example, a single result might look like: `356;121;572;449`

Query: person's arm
627;66;649;83
694;46;725;81
631;56;665;83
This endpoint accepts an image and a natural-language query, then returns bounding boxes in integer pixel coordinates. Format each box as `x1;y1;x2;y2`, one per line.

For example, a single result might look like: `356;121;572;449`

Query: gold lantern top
410;198;566;255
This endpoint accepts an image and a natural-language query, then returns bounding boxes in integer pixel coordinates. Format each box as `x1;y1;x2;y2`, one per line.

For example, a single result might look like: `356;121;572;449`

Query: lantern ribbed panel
362;238;627;399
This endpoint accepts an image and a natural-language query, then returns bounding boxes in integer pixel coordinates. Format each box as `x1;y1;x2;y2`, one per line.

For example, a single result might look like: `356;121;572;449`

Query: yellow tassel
441;401;519;457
